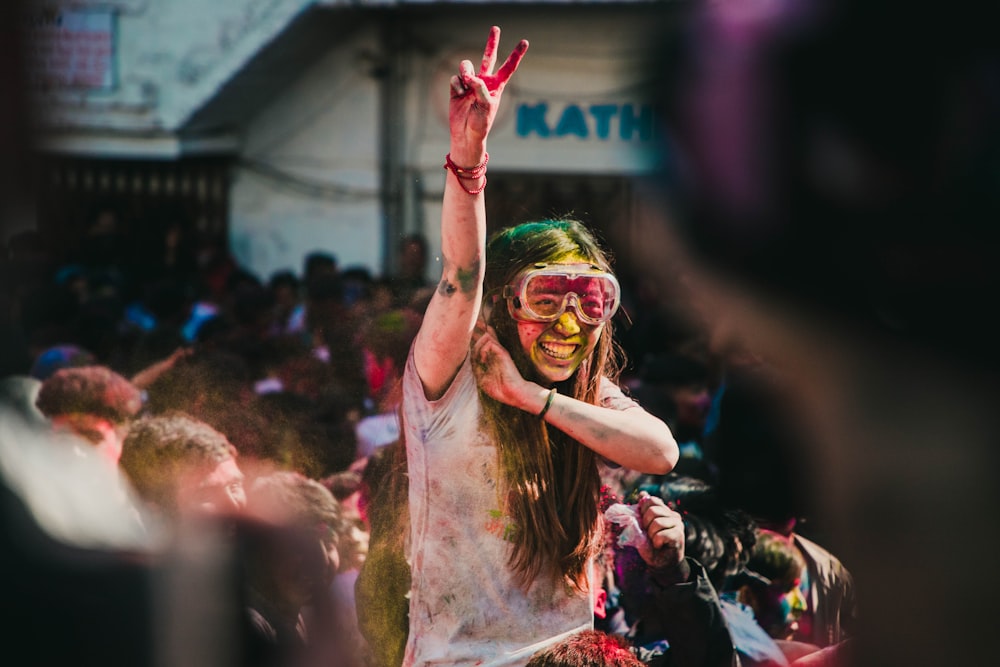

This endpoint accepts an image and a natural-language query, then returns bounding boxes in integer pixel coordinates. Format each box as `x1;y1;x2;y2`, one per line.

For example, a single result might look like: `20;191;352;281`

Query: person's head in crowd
244;471;347;609
525;629;643;667
338;265;374;309
304;270;346;350
268;269;302;321
119;412;246;519
303;251;338;286
320;467;369;573
398;233;429;283
737;529;810;642
268;269;300;301
35;365;143;464
29;344;97;381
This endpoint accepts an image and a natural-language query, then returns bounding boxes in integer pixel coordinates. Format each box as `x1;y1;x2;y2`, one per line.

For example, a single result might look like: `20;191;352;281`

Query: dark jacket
617;549;738;667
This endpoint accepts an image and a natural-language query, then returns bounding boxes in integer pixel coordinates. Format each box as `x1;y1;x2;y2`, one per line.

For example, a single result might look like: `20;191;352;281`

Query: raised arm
412;26;528;400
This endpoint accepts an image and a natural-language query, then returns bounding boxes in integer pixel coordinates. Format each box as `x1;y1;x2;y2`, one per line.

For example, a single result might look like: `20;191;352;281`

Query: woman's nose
553;309;581;335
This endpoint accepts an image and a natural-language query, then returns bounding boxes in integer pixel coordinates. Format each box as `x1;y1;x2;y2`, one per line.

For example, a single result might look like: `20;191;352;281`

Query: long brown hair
482;218;622;592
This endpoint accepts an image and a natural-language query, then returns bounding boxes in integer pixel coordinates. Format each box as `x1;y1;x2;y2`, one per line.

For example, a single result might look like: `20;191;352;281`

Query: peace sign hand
449;26;529;152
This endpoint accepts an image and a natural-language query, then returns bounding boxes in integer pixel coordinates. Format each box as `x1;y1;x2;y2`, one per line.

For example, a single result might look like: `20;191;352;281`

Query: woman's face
512;259;606;385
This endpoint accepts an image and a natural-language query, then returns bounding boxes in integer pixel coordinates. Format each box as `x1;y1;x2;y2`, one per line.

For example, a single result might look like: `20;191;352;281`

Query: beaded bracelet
538;387;557;419
444;152;489;195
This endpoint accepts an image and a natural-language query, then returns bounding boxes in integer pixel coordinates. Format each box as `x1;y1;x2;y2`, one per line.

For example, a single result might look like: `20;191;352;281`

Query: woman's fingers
459;59;476;85
455;30;528;104
494;39;529;87
480;26;500;77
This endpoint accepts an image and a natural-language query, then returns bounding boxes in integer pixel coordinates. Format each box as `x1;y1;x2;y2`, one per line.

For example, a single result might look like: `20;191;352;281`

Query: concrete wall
229;23;383;280
32;0;316;133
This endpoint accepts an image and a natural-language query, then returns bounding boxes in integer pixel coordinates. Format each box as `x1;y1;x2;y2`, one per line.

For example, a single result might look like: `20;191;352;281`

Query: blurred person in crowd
119;412;246;521
338;265;375;310
756;520;856;652
303;251;338;287
321;466;369;572
354;308;421;460
390;233;432;309
608;491;735;667
735;530;812;644
267;269;307;339
303;268;362;388
648;476;789;667
320;466;372;666
35;365;143;466
29;343;97;381
241;470;361;667
623;1;1000;665
401;27;676;666
1;383;160;667
298;251;342;356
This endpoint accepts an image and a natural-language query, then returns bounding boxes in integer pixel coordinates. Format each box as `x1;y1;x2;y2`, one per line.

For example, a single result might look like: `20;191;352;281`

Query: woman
402;26;678;666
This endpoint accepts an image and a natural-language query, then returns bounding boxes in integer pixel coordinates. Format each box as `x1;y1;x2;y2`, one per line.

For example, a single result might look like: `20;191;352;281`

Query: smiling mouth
539;341;579;360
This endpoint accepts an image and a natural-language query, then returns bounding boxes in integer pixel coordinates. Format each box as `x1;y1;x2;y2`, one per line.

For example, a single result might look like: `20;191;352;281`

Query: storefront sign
516;102;654;141
25;7;116;90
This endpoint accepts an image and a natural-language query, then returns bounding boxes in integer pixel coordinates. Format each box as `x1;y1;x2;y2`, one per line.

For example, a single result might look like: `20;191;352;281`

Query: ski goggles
502;263;621;326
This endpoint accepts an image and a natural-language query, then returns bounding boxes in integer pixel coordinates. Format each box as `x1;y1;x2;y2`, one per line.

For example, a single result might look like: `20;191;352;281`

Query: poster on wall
24;7;116;91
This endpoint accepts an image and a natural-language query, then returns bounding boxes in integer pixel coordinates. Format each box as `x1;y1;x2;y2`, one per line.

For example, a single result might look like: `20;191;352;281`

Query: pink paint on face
513;258;605;385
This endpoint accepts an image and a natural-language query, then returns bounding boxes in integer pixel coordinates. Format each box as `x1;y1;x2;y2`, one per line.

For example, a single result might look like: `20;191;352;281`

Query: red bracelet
444;152;488;195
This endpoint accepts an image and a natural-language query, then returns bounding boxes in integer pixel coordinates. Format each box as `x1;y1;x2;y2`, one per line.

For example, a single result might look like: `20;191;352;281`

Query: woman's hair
482;218;622;591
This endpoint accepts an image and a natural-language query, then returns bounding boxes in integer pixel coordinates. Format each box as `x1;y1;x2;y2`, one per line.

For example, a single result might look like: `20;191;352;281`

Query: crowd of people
0;24;864;667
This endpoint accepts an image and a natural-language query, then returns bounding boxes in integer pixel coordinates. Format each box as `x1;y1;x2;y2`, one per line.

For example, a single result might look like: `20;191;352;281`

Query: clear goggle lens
504;265;621;325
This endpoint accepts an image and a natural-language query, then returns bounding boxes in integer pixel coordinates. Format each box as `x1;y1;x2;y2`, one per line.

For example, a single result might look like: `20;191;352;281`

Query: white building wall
34;0;316;134
229;24;383;280
229;6;664;282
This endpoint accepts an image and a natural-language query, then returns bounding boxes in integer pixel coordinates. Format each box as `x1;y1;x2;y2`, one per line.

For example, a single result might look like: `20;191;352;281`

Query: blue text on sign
516;103;654;141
